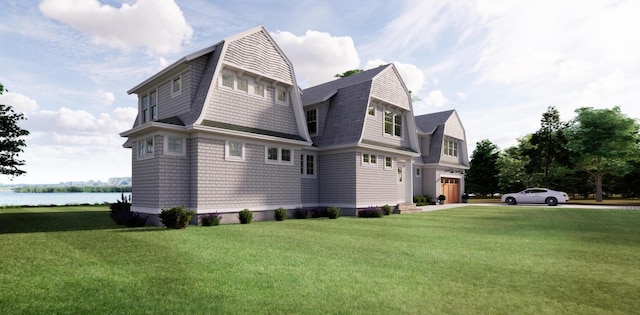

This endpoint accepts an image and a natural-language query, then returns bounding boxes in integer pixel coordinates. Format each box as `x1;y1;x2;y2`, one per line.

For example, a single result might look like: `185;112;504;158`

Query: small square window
168;137;182;152
276;88;288;105
368;105;375;116
237;78;248;92
254;83;264;96
222;74;234;88
229;142;242;157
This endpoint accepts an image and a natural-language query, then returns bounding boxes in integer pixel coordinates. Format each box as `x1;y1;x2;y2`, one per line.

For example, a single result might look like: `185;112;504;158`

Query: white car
501;188;569;206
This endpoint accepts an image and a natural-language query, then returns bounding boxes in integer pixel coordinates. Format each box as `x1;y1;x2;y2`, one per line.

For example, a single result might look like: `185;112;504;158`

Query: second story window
254;83;264;97
237;78;248;92
222;73;234;88
306;109;317;135
384;110;402;137
141;94;149;123
265;146;294;165
444;137;458;157
275;88;288;105
150;90;157;120
172;76;182;96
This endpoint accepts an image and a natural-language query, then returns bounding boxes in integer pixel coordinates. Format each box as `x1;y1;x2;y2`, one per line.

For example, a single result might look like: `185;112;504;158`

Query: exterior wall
131;135;161;209
420;135;431;157
301;150;319;205
205;82;298;135
355;151;399;206
156;71;191;120
157;136;190;208
370;68;410;110
224;30;293;85
443;114;465;140
318;151;357;206
361;101;411;148
191;135;301;212
413;166;423;197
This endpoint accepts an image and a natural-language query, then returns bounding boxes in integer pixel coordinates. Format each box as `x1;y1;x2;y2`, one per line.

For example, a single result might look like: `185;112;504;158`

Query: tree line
466;106;640;201
14;186;132;193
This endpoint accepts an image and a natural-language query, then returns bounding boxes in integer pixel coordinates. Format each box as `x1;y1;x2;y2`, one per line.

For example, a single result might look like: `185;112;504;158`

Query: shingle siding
355;152;399;206
205;85;298;135
191;136;301;211
223;30;293;85
318;151;357;205
131;136;161;208
361;104;411;148
371;68;410;110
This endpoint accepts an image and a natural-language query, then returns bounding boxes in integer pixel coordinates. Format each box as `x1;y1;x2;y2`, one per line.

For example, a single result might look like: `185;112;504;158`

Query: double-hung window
384;156;394;170
444;137;458;157
394;114;402;137
384;110;403;137
384;111;393;135
306;109;317;135
150;90;157;121
300;154;316;177
141;95;149;123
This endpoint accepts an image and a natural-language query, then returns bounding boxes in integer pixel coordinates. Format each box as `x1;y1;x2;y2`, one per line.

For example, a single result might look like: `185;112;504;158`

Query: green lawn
1;206;639;314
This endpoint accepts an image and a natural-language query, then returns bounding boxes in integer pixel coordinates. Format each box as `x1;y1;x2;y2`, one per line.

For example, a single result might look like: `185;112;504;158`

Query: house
120;26;468;224
414;110;470;202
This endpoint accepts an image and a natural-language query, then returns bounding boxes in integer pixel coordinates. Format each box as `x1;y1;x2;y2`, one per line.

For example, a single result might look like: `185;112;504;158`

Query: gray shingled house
120;26;469;224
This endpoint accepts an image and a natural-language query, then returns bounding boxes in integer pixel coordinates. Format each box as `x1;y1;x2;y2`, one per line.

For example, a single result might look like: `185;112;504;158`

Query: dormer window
171;76;182;96
222;73;234;88
276;87;288;105
444;137;458;157
150;90;157;120
306;109;317;135
254;83;264;97
141;94;149;123
237;78;248;92
384;110;402;137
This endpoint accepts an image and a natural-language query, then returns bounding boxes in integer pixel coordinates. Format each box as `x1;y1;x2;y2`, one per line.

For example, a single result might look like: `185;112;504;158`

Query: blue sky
1;0;639;184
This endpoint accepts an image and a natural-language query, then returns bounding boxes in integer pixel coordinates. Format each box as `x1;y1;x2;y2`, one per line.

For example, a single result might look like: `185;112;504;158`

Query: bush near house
381;204;392;215
200;213;221;226
274;208;287;221
109;194;147;227
294;207;313;219
238;209;253;224
159;206;195;229
327;206;341;219
358;206;384;218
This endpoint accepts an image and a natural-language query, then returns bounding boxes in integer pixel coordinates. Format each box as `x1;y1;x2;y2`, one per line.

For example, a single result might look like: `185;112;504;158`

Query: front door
440;177;460;203
397;163;406;203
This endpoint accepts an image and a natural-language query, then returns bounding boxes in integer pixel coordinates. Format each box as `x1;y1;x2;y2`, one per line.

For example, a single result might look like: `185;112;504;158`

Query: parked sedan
501;188;569;206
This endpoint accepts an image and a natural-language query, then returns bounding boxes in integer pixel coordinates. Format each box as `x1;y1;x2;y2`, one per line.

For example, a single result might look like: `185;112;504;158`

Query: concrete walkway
418;203;640;212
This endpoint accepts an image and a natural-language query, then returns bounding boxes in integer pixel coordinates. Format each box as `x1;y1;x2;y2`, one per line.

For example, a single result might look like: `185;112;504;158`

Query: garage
440;177;460;203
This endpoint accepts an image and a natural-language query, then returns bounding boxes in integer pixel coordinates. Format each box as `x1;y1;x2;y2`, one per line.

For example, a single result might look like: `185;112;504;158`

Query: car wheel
546;197;558;206
506;197;517;205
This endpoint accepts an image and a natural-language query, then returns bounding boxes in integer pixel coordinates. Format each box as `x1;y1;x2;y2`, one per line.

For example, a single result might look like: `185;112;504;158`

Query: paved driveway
419;203;640;212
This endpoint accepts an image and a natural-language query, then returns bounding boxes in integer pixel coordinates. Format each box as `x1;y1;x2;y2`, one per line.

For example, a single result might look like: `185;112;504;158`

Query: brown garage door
440;177;460;203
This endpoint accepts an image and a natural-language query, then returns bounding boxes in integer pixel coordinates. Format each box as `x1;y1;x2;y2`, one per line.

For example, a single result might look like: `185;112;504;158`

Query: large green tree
334;69;363;78
525;106;572;187
466;139;500;196
566;106;640;201
0;83;30;177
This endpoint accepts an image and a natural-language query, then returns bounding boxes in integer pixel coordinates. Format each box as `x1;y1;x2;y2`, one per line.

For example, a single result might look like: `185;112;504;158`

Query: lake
0;190;130;206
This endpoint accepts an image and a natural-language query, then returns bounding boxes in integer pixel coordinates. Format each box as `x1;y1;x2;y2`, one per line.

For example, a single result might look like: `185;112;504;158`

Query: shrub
381;204;392;215
159;206;195;229
201;213;221;226
109;194;147;227
413;195;427;206
294;207;312;219
274;208;287;221
311;207;328;218
358;206;383;218
327;206;341;219
238;209;253;224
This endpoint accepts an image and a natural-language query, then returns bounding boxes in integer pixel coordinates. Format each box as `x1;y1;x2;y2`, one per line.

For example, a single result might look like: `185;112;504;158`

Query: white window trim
163;136;186;157
275;87;289;106
265;146;294;165
137;137;155;160
171;75;182;97
383;109;403;139
301;153;317;178
361;152;378;166
383;156;395;171
225;140;245;162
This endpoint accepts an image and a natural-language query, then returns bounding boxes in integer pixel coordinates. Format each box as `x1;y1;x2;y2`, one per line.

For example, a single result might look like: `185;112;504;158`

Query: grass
1;206;639;314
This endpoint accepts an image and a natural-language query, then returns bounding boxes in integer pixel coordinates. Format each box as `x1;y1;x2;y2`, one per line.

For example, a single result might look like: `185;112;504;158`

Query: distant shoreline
12;186;132;193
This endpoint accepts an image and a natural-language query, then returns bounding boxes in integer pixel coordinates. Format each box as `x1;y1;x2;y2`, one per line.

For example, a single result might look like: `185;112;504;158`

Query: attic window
384;110;402;138
368;105;375;116
254;83;264;96
237;78;248;92
222;73;234;88
275;88;288;105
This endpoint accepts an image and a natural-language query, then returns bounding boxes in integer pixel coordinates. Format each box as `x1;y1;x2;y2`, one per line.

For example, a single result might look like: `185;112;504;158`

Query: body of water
0;190;130;206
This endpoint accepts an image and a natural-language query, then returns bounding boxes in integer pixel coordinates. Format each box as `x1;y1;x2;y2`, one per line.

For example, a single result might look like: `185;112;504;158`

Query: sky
1;0;639;185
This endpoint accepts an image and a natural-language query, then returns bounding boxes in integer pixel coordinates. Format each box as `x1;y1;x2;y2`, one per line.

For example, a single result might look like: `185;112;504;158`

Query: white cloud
271;30;360;87
0;92;39;114
456;92;467;100
424;90;450;107
103;92;115;105
365;59;425;94
39;0;193;54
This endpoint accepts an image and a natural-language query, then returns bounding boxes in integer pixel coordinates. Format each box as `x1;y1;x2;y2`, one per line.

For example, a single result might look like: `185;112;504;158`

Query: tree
466;139;500;196
497;136;542;192
334;69;363;78
566;106;640;202
525;106;571;187
0;83;30;177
